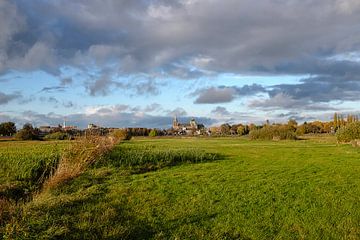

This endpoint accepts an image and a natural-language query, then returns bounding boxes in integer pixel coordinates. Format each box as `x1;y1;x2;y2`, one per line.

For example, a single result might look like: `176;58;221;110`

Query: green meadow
2;136;360;239
0;141;65;188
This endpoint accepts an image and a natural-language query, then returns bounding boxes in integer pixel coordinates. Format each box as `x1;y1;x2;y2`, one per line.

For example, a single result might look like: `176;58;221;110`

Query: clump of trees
0;122;16;136
249;124;297;140
149;129;159;137
333;113;359;132
336;122;360;143
15;123;40;140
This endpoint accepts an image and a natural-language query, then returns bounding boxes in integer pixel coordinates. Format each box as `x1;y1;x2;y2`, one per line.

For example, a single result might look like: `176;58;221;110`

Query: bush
336;122;360;143
44;132;69;140
110;129;132;141
15;124;39;140
149;129;158;137
249;125;297;140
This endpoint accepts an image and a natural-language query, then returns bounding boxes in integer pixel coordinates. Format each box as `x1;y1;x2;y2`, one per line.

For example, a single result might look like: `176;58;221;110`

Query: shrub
149;129;158;137
249;125;297;140
110;129;132;140
15;124;39;140
336;122;360;143
44;132;69;140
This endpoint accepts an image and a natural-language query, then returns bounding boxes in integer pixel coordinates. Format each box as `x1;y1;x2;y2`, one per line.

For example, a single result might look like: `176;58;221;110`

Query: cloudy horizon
1;0;360;128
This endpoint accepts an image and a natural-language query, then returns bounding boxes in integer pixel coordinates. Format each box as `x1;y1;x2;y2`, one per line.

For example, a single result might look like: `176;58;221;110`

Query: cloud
0;91;22;105
62;101;75;108
193;84;266;104
211;106;230;116
1;0;360;110
40;86;66;93
165;107;187;117
133;79;160;96
60;77;73;86
249;93;338;111
2;0;359;77
39;96;59;104
269;75;360;103
144;103;162;112
0;105;215;129
194;87;236;104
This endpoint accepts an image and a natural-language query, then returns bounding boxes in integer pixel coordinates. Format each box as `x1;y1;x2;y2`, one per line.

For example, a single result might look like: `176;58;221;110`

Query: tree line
1;113;359;140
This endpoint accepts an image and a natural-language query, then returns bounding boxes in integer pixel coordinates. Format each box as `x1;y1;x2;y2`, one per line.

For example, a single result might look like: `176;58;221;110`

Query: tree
287;119;298;132
220;123;231;135
15;123;39;140
0;122;16;136
237;125;246;135
149;129;158;137
333;112;339;130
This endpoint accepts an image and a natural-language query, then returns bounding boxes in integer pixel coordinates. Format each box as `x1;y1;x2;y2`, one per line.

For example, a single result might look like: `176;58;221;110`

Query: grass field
0;140;68;201
2;136;360;239
0;141;66;190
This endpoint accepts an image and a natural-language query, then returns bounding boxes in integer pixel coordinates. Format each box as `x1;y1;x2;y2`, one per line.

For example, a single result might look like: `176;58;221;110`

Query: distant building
39;126;55;133
62;119;77;131
172;116;205;135
38;125;62;137
87;123;99;129
62;125;77;131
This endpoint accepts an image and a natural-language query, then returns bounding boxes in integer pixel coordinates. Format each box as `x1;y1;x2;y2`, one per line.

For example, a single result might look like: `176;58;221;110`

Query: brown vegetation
43;135;121;190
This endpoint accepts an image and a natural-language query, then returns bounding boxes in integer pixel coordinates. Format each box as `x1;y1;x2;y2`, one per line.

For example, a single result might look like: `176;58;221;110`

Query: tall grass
104;145;221;173
0;144;62;202
1;135;122;236
44;135;121;190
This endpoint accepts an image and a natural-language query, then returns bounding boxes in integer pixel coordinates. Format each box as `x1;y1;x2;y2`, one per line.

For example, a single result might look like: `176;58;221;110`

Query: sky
1;0;360;129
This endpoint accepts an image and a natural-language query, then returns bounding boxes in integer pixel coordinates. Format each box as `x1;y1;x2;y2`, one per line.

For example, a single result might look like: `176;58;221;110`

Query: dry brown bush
43;135;120;190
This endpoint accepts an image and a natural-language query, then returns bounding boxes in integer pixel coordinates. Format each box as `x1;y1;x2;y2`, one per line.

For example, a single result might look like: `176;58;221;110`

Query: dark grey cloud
193;84;266;104
0;91;22;105
248;93;338;111
270;75;360;102
1;0;359;76
40;86;66;93
193;87;235;104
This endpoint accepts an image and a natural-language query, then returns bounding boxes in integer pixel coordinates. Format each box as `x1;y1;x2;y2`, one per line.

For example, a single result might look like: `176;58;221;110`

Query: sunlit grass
2;136;360;239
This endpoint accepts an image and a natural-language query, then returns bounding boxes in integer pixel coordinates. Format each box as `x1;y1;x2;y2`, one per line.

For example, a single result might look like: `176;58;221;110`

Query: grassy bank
2;136;360;239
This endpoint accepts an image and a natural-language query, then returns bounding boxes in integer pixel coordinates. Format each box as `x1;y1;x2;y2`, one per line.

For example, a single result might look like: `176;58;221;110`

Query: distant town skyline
1;0;360;128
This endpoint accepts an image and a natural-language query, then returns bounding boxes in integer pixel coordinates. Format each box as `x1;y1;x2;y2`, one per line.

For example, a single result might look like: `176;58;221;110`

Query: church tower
172;116;179;130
